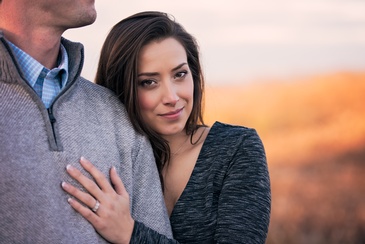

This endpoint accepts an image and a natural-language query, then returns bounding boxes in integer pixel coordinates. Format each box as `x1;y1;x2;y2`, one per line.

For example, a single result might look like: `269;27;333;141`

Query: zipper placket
47;106;57;145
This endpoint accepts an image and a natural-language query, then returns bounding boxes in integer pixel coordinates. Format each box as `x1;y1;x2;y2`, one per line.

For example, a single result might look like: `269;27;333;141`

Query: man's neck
3;29;62;69
0;4;63;69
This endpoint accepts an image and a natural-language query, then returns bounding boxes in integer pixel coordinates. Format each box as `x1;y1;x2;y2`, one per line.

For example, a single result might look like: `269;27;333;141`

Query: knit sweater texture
132;122;271;243
0;32;172;243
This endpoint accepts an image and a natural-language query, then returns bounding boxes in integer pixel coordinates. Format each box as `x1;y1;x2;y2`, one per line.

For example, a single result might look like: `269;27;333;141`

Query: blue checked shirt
7;41;69;108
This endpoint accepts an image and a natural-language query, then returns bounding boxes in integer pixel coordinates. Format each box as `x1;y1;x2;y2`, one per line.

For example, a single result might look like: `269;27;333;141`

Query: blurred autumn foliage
204;72;365;244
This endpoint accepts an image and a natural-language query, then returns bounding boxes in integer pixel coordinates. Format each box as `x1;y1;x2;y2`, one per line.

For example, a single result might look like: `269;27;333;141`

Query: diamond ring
92;200;100;212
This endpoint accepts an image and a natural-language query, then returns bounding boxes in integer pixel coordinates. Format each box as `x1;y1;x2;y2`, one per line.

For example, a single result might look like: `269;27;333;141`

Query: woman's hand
61;157;134;244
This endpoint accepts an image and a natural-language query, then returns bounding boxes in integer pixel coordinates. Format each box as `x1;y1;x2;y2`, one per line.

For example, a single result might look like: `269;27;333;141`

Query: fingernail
80;156;90;162
61;181;66;188
67;198;73;204
80;156;90;165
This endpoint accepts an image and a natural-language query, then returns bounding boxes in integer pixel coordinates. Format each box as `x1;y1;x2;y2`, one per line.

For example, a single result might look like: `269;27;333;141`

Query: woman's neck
164;127;208;158
163;131;190;157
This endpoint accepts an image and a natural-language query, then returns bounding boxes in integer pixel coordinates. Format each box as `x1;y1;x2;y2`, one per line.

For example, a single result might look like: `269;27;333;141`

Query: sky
64;0;365;85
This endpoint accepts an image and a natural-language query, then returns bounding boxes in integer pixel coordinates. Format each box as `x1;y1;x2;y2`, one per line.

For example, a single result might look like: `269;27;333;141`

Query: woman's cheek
138;91;157;111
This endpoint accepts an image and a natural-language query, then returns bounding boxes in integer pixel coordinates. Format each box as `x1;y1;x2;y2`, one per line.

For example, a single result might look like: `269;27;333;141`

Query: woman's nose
162;82;179;106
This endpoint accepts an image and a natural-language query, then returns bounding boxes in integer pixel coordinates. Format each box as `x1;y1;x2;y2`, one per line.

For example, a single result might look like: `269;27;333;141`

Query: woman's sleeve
215;129;271;243
130;221;179;243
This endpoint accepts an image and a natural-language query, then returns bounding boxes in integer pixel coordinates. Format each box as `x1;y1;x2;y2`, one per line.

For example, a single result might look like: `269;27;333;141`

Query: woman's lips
159;107;184;119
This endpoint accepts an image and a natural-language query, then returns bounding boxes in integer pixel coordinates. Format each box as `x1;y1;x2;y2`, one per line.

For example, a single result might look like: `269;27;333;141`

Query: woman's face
137;37;194;138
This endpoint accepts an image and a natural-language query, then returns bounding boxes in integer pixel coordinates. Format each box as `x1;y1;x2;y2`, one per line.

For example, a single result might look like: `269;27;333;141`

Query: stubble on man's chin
80;11;97;27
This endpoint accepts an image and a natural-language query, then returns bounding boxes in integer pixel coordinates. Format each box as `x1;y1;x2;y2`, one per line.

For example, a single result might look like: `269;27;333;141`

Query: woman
62;11;271;243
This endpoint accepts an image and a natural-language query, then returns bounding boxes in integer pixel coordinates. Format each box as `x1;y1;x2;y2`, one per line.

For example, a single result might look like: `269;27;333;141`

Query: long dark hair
95;11;206;188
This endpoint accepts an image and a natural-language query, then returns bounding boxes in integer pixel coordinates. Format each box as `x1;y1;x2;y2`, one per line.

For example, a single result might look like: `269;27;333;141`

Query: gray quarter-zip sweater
0;32;172;243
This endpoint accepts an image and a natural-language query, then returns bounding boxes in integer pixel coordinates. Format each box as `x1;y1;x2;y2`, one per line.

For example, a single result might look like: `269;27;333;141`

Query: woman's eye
174;71;187;79
139;79;156;87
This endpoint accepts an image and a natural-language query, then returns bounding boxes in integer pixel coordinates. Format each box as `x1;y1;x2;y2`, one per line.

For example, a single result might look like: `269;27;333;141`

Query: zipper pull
48;108;56;123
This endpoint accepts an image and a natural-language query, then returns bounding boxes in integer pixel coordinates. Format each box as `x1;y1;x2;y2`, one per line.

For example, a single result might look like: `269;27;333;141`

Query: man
0;0;172;242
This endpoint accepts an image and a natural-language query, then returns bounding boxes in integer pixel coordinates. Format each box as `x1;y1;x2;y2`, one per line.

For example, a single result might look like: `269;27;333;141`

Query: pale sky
64;0;365;85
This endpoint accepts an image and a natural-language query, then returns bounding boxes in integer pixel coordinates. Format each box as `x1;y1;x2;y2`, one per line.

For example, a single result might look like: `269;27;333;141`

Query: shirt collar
58;44;69;88
6;40;69;88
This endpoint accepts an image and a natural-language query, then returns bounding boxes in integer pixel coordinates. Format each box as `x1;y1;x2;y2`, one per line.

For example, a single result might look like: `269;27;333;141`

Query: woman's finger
79;157;114;193
66;164;104;201
62;181;97;209
63;164;133;243
67;198;102;227
110;166;128;196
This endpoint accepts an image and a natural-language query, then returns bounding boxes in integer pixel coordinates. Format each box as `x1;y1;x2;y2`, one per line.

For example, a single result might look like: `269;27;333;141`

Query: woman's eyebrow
172;62;188;72
138;62;188;77
138;72;159;77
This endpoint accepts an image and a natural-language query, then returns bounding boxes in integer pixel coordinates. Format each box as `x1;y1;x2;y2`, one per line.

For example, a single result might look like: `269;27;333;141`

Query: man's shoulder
77;77;118;98
70;76;126;113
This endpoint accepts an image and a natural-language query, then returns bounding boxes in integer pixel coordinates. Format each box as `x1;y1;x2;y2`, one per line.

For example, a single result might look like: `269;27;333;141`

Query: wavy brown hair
95;11;206;188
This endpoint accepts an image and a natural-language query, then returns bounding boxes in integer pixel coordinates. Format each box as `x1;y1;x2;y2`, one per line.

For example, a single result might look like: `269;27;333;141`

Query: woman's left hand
61;157;134;244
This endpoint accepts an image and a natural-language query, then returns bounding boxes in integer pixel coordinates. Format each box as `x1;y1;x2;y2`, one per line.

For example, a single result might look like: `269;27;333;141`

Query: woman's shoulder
209;121;259;138
206;121;265;155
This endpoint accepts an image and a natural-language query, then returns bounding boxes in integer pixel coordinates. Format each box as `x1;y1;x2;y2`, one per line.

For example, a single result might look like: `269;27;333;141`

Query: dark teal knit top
132;122;271;243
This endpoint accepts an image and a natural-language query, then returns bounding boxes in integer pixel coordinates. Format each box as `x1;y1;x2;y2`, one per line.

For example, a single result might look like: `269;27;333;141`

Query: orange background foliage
204;72;365;244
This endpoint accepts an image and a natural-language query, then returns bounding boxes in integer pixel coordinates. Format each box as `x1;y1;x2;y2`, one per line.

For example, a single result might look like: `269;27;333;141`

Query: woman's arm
215;129;271;243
